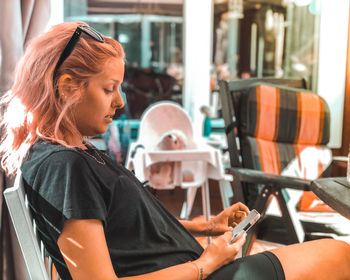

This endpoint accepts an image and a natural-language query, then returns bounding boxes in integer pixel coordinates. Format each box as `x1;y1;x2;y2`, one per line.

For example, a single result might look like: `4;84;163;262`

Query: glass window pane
63;0;183;119
213;1;321;91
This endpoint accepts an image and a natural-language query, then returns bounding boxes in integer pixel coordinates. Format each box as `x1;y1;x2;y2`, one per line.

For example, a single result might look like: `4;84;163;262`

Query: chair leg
180;187;198;220
274;187;305;243
229;172;246;204
242;186;272;256
201;180;212;244
201;180;211;221
218;179;233;209
243;186;305;256
48;257;53;279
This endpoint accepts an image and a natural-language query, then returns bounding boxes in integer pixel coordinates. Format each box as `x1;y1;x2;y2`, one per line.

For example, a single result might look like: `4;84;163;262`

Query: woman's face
73;57;125;137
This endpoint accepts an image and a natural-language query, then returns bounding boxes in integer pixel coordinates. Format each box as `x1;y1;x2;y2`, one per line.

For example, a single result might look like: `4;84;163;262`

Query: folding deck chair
218;78;350;255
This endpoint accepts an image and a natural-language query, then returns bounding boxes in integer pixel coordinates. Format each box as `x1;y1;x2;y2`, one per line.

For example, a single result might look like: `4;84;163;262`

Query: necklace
80;143;106;165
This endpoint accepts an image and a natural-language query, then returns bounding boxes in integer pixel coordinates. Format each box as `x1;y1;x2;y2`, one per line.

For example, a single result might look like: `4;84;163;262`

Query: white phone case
229;209;260;244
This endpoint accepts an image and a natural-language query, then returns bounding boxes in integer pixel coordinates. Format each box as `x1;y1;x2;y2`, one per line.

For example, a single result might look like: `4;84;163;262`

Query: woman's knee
301;239;350;279
306;238;350;263
327;239;350;278
270;239;350;280
329;239;350;262
319;239;350;255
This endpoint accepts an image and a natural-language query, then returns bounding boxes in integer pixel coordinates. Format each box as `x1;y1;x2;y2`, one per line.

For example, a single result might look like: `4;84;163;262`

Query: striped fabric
239;84;333;212
241;137;332;179
240;84;330;145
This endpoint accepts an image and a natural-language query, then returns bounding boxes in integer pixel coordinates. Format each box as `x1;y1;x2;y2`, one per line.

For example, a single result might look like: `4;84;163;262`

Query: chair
218;78;350;255
125;101;233;220
4;171;60;280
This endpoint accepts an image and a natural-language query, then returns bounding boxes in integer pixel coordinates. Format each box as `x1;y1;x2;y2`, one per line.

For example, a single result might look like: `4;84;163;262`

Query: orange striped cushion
243;137;331;177
241;136;333;212
239;84;332;211
240;84;330;145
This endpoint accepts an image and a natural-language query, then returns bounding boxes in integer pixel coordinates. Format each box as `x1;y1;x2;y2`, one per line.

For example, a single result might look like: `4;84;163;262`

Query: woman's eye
104;89;113;94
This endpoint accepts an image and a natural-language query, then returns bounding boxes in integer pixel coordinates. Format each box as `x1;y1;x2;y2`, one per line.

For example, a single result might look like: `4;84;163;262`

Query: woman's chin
85;127;109;138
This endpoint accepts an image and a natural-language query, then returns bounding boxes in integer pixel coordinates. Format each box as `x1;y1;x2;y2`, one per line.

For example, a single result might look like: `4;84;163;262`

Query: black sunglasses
53;25;105;83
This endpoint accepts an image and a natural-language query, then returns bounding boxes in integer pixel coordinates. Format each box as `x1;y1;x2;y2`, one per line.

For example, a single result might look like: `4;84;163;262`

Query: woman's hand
193;231;247;278
205;202;250;236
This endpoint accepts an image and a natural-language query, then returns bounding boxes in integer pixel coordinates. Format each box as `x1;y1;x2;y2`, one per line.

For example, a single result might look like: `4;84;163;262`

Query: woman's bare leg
269;239;350;280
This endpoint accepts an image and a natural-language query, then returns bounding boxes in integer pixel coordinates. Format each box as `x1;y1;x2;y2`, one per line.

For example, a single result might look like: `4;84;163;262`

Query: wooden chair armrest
332;156;348;162
227;167;311;191
331;156;348;168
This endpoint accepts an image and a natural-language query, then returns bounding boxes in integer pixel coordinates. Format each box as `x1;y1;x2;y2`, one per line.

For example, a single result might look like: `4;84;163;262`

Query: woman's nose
112;90;125;109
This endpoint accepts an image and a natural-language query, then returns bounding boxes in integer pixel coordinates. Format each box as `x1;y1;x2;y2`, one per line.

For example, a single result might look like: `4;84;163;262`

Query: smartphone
229;209;260;244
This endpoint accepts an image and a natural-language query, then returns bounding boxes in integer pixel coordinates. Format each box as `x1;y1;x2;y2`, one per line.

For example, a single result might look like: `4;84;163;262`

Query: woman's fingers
234;211;246;220
220;231;246;257
230;232;247;249
223;230;233;242
222;231;246;246
228;210;247;225
230;202;250;214
199;231;246;273
227;203;250;225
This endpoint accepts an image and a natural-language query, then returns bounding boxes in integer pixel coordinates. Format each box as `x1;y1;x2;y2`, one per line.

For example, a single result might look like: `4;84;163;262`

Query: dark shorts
207;251;285;280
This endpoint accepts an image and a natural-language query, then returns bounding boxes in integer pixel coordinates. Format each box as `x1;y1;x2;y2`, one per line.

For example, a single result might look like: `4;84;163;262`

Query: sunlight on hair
60;251;78;268
7;97;27;127
67;237;83;249
27;111;34;124
0;94;34;175
1;21;125;176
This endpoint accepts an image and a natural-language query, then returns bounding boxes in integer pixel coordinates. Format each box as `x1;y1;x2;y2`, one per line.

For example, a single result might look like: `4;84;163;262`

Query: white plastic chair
4;171;60;280
137;101;196;150
126;101;233;220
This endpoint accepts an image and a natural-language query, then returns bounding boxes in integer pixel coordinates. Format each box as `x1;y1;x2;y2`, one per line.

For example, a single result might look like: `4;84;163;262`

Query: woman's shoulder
22;139;88;173
33;139;84;160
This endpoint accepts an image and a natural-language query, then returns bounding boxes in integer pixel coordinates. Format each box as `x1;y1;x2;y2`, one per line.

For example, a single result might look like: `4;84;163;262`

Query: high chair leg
180;187;198;220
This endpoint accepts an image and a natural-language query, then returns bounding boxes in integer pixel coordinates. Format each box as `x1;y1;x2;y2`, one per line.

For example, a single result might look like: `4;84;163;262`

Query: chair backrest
219;78;332;208
138;101;194;150
4;171;52;280
132;101;211;190
218;78;308;168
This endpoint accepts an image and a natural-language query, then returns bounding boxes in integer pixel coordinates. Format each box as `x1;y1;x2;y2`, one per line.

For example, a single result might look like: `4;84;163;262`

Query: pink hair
0;21;125;175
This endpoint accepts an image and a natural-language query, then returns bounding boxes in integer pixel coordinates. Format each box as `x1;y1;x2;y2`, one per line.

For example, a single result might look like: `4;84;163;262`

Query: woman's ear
57;74;74;98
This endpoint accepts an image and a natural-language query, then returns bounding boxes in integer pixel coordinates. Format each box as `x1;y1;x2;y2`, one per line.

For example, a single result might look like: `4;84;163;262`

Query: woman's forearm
179;219;210;236
179;219;225;236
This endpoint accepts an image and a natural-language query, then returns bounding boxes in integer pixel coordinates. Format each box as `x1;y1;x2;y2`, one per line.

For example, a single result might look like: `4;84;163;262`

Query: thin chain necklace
80;143;106;165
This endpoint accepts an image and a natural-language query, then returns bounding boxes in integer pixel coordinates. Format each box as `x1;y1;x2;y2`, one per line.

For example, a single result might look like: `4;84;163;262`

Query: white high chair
125;101;233;221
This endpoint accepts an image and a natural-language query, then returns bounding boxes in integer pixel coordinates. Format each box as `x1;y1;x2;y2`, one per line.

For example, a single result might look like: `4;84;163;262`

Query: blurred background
1;0;350;279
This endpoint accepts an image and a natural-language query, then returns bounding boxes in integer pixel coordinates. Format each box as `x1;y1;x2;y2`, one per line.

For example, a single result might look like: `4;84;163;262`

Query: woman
1;22;350;280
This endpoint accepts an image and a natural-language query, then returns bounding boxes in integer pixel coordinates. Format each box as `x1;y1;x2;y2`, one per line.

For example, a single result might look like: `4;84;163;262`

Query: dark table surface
311;177;350;220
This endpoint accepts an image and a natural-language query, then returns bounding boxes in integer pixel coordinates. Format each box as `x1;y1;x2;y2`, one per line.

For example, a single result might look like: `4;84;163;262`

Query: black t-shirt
21;139;203;279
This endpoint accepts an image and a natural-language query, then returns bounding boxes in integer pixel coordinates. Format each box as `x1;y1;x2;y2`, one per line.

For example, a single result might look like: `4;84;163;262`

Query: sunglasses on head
53;25;105;83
